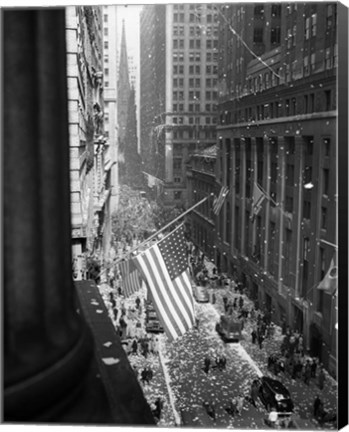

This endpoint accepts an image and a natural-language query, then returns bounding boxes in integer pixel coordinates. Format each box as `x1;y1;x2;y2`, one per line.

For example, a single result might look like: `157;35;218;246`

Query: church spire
117;19;130;144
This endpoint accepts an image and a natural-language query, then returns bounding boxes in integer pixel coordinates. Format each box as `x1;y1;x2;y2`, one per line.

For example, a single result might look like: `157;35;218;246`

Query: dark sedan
255;376;294;413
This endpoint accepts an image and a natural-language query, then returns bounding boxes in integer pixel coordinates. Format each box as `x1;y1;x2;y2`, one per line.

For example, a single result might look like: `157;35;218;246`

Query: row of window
173;129;216;139
220;89;332;125
173;103;217;112
229;49;336;99
173;77;218;88
173;90;218;101
173;63;218;76
173;116;217;125
174;12;217;24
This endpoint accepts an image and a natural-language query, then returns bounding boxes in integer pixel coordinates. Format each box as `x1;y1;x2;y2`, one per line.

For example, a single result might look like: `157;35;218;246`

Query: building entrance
309;323;323;362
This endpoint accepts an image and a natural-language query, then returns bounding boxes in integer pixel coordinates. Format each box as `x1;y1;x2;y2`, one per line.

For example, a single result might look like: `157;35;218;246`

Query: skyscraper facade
66;6;111;278
216;2;337;375
140;4;219;207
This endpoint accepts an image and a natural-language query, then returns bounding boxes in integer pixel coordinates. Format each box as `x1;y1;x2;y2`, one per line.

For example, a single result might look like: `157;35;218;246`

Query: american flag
250;182;266;222
317;256;338;296
117;258;142;298
134;224;195;341
213;185;229;215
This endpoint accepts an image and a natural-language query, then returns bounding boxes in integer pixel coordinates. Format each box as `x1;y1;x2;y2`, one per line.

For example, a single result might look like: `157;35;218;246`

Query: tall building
66;6;111;277
128;54;137;89
102;5;120;263
140;4;219;207
216;3;337;375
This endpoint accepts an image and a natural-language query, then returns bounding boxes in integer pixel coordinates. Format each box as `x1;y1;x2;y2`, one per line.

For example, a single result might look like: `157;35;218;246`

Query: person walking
250;379;260;407
141;368;148;385
311;358;318;378
131;338;138;355
223;296;228;313
304;360;312;385
257;332;264;350
318;366;325;390
203;356;211;374
233;297;238;310
236;394;244;415
313;395;322;417
238;295;244;310
251;329;257;344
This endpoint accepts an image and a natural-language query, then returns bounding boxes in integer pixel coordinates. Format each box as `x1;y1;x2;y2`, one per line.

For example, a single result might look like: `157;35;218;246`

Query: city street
99;265;337;429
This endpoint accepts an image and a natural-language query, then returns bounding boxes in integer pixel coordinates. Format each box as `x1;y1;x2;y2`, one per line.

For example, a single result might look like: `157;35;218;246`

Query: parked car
215;315;242;342
255;376;294;413
145;301;164;333
193;285;209;303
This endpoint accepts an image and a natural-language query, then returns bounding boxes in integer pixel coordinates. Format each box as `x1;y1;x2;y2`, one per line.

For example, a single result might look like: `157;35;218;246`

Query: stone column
4;9;93;421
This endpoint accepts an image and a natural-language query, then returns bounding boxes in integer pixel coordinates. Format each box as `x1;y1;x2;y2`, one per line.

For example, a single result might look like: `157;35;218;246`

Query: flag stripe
149;246;189;332
176;271;195;323
213;185;229;215
118;259;141;297
137;250;184;340
137;253;178;340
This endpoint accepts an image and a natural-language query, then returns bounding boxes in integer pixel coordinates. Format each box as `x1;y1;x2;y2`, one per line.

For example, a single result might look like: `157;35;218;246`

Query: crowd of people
103;239;336;428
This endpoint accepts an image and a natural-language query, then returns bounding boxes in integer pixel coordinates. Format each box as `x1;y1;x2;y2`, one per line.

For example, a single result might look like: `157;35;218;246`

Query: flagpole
97;194;212;279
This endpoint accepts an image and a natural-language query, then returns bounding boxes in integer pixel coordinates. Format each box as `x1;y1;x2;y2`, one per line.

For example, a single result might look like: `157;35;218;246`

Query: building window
293;25;297;46
304;95;308;113
303;56;309;76
325;47;332;69
310;93;315;112
103;14;108;22
174;191;182;200
285;196;293;213
321;207;327;229
303;165;312;183
326;4;334;29
104;27;108;36
322;169;329;196
254;4;264;16
310;53;316;72
305;137;313;155
104;41;108;49
271;26;281;44
311;13;317;36
253;27;264;43
173;158;182;171
305;17;310;39
286;164;295;186
271;4;281;17
323;138;331;156
270;162;278;183
303;201;311;220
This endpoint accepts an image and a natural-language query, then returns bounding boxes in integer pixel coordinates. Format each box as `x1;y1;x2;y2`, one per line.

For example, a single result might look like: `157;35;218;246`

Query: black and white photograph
2;1;348;430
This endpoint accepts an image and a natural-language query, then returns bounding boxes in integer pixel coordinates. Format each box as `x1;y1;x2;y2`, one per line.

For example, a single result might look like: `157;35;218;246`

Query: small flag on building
213;185;229;215
317;256;338;295
117;258;142;298
250;182;267;222
134;223;195;342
